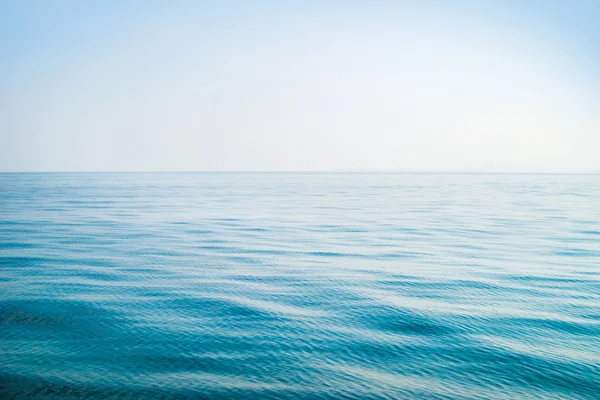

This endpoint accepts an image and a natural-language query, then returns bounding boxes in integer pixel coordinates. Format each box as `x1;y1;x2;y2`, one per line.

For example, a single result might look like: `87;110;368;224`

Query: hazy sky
1;0;599;172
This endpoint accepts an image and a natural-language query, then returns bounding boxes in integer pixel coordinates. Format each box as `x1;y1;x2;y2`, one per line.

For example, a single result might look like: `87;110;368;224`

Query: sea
1;172;599;399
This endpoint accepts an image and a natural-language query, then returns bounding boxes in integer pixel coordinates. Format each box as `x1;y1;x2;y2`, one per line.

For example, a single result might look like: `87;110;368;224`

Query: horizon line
1;170;599;175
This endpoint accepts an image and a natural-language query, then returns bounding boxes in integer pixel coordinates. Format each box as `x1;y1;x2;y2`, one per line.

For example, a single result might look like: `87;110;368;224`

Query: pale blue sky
1;0;599;172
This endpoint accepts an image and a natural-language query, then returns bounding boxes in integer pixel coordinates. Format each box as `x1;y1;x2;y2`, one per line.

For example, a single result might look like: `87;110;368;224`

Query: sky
1;0;599;172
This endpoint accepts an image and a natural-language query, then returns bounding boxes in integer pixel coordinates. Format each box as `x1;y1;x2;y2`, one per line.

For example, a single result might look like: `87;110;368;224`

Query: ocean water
1;172;599;400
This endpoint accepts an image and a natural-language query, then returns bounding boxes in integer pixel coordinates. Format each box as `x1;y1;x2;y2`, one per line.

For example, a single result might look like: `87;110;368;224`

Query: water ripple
1;172;599;399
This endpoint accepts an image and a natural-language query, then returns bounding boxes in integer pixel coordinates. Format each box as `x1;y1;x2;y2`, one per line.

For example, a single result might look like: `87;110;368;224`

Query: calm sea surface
1;173;599;399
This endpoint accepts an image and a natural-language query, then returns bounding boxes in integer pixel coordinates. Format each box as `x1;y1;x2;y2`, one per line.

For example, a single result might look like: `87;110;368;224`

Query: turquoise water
1;172;599;399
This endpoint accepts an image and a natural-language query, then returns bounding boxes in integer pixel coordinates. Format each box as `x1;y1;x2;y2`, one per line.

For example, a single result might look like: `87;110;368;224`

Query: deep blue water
1;172;599;399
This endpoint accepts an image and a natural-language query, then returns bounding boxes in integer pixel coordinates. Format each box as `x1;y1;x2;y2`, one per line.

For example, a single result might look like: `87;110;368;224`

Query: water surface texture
1;173;599;399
